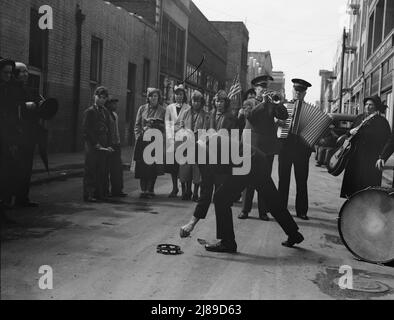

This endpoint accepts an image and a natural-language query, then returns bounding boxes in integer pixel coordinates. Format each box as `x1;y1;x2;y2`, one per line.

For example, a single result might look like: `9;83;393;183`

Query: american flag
228;74;242;100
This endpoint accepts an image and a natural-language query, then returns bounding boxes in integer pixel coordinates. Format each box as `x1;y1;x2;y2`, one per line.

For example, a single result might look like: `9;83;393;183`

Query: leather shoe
282;232;304;248
259;212;270;221
238;211;249;219
205;241;237;253
297;214;309;221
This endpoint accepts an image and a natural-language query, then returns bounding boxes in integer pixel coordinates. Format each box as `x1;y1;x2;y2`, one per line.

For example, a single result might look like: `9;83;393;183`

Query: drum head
339;188;394;264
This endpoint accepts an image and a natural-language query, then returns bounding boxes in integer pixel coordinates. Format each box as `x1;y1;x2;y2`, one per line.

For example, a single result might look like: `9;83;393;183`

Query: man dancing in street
204;76;304;253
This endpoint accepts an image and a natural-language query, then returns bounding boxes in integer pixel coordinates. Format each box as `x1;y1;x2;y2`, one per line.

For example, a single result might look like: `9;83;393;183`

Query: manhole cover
333;276;390;293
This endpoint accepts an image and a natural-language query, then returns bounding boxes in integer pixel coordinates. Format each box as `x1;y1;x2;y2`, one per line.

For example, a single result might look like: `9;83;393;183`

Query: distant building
247;51;273;88
319;70;335;112
211;21;249;93
271;71;286;101
111;0;191;105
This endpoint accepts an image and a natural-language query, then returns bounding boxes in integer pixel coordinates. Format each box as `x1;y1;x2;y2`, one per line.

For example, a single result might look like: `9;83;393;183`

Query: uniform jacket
244;99;288;156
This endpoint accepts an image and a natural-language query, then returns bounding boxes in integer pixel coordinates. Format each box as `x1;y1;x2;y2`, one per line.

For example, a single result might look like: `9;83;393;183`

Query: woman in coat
340;95;391;199
176;90;210;201
165;84;190;198
376;116;394;188
134;88;166;199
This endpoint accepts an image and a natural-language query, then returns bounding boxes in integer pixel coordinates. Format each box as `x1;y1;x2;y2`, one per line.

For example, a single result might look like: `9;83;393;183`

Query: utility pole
339;28;347;114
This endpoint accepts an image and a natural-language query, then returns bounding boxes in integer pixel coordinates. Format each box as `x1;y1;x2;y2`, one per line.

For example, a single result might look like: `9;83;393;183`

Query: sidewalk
31;148;393;187
31;146;133;186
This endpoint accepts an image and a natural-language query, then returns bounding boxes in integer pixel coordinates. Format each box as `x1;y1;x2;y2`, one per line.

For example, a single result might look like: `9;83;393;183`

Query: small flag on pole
228;74;242;100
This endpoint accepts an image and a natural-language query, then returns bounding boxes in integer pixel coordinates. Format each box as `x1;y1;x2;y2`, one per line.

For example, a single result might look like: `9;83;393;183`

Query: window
385;0;394;38
371;70;380;95
29;8;48;69
142;58;150;93
373;0;384;51
90;36;103;83
160;14;185;78
367;12;374;58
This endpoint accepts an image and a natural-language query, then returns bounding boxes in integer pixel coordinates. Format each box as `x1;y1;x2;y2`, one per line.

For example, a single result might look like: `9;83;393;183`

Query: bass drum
338;187;394;264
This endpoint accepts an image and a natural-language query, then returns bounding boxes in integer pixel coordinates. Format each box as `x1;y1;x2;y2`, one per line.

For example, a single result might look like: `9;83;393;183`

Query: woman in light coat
165;84;190;197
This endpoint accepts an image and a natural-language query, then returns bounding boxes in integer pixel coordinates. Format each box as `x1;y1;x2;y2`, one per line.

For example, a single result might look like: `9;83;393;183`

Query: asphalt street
1;157;393;300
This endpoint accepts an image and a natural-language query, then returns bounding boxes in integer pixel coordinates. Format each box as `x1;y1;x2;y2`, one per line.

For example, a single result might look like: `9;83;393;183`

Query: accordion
277;101;332;148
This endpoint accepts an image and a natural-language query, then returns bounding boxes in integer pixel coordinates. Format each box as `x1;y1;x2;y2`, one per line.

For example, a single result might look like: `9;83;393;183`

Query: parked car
315;113;358;167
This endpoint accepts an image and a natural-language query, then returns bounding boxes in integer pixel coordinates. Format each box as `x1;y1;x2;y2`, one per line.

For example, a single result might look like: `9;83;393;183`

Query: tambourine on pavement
156;244;183;255
38;98;59;120
338;187;394;265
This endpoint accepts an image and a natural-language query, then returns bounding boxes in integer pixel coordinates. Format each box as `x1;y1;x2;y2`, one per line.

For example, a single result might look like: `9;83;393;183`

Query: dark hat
292;78;312;92
0;58;15;70
251;75;274;87
363;95;386;112
38;98;59;120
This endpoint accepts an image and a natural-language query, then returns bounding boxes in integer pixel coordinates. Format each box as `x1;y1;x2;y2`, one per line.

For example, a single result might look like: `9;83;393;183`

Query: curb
30;163;133;186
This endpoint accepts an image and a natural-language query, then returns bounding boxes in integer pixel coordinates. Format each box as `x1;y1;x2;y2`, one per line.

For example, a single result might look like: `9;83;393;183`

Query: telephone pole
339;28;347;114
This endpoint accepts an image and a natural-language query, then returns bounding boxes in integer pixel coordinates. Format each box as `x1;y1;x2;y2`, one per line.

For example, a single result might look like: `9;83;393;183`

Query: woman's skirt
134;135;165;180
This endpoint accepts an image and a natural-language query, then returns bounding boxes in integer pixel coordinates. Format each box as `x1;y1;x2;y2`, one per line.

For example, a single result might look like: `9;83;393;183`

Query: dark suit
194;110;238;219
0;82;41;205
213;99;300;247
380;129;394;188
83;105;111;200
278;100;313;217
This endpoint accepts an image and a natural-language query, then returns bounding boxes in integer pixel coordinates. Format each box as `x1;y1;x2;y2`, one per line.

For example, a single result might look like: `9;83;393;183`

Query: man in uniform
238;75;276;221
278;79;313;220
204;76;304;253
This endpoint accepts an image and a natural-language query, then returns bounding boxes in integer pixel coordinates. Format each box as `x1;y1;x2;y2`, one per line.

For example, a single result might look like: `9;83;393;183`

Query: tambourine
156;244;183;255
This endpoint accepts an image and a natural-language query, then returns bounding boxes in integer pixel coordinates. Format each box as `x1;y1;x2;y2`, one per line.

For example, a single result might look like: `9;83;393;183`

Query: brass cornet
262;90;282;104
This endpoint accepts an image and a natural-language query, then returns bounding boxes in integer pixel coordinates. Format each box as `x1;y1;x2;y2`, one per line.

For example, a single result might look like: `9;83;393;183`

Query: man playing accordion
278;78;313;220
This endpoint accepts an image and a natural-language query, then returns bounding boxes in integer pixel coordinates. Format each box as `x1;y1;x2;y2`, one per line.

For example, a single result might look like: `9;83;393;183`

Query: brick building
321;0;393;128
0;0;159;152
186;1;227;106
211;21;249;93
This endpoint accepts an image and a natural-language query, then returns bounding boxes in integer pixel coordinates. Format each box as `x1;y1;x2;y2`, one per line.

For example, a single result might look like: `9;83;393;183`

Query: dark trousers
213;154;299;245
14;143;35;204
241;155;274;215
83;146;109;200
193;165;227;220
278;140;312;217
107;145;124;195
